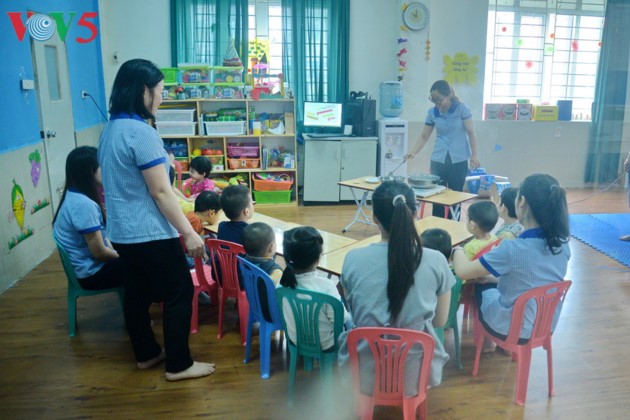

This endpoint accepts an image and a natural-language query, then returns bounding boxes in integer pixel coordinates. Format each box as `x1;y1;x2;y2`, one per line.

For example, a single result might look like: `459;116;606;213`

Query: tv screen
303;102;343;128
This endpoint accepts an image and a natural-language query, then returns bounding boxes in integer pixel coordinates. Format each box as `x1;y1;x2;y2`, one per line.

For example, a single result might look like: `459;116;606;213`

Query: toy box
533;106;559;121
213;85;244;99
179;64;210;84
253;173;293;191
484;104;516;120
161;68;180;85
517;104;533;121
155;108;195;123
228;158;260;169
253;190;291;204
212;66;244;83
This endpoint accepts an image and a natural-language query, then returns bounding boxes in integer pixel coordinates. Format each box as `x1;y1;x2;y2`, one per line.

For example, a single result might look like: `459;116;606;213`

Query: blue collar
109;113;146;122
520;227;544;239
433;101;459;117
68;187;82;194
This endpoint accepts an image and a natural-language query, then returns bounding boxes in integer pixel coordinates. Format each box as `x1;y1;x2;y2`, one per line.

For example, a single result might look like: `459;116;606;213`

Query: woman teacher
406;80;481;219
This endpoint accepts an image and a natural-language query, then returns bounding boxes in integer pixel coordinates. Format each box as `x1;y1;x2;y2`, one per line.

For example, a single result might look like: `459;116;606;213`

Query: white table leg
342;189;374;233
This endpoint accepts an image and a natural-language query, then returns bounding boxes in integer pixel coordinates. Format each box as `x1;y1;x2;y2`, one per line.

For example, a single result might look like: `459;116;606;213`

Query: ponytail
279;264;298;289
279;226;323;289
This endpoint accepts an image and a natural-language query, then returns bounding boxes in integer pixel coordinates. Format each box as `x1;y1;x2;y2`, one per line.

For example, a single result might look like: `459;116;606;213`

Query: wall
0;0;106;294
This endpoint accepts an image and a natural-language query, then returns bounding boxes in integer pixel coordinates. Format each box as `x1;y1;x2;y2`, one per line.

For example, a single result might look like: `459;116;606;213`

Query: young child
279;226;350;350
463;200;499;260
217;184;254;245
186;156;219;198
421;228;453;262
186;191;222;235
242;222;283;285
495;187;524;240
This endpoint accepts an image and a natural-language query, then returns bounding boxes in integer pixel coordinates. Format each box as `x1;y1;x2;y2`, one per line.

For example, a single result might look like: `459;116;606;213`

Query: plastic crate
253;173;293;191
204;121;246;136
212;66;244;83
227;144;259;158
228;158;260;169
155;108;195;122
179;64;210;84
156;122;196;136
176;158;189;171
253;190;291;204
161;68;180;85
165;144;187;158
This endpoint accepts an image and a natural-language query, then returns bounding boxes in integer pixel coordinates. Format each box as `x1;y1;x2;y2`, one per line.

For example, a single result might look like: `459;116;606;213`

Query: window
484;0;605;119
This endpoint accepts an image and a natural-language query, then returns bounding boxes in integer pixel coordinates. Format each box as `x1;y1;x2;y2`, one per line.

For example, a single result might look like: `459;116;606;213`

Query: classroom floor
0;188;628;419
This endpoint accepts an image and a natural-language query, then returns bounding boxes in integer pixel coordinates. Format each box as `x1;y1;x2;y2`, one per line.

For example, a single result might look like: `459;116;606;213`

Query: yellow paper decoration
443;52;479;85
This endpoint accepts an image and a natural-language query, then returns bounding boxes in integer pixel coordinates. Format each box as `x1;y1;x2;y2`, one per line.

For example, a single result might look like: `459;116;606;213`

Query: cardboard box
533;105;559;121
478;175;509;198
284;112;295;134
517;104;533;121
484;104;517;120
485;104;502;120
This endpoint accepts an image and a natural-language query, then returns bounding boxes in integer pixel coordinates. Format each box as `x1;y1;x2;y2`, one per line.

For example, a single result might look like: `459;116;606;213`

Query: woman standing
338;181;454;391
98;59;213;381
406;80;481;219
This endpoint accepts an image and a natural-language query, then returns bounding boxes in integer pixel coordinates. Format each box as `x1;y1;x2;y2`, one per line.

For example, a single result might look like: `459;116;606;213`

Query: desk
338;176;477;231
318;216;472;276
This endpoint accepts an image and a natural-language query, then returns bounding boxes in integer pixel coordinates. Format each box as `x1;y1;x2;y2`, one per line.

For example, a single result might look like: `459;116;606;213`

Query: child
463;200;499;260
421;228;453;262
279;226;350;350
169;165;194;214
242;222;283;285
186;191;222;235
495;187;524;240
217;184;254;245
186;156;219;198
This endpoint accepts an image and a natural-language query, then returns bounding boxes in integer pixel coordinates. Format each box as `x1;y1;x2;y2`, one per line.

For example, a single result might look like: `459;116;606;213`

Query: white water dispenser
377;119;408;177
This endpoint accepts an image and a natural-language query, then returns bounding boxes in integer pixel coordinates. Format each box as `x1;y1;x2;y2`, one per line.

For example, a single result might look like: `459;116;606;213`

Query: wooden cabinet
158;98;297;206
303;136;377;203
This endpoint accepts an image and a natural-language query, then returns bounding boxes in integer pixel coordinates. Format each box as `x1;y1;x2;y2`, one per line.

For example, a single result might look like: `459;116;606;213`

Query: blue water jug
379;81;403;118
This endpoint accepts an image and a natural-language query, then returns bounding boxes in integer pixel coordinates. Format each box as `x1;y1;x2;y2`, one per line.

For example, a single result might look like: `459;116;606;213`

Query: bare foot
481;338;497;353
165;361;216;381
137;349;165;370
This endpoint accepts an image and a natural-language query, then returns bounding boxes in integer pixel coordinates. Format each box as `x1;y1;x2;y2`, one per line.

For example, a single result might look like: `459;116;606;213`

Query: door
340;140;377;200
303;140;341;202
32;31;76;213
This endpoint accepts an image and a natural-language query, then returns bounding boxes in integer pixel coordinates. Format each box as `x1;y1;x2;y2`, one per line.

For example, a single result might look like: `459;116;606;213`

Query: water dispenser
379;81;403;118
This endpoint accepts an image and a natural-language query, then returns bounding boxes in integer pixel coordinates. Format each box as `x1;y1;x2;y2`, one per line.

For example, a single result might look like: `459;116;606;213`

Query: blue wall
0;0;106;154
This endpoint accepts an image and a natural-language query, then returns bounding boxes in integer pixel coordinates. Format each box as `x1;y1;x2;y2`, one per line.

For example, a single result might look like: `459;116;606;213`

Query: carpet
569;214;630;268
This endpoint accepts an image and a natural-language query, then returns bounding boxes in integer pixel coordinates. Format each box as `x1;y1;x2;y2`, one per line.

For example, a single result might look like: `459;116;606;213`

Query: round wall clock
403;2;429;31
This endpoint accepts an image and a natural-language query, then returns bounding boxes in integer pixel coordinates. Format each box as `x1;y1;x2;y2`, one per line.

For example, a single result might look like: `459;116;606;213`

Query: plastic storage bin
155;108;195;122
204;121;246;136
161;68;180;85
179;64;210;84
228;158;260;169
156;122;196;136
253;190;291;204
227;144;259;158
253;174;293;191
212;66;244;83
379;81;403;118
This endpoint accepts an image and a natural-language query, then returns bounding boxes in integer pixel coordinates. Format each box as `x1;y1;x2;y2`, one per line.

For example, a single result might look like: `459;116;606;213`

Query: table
338;176;478;232
317;216;473;276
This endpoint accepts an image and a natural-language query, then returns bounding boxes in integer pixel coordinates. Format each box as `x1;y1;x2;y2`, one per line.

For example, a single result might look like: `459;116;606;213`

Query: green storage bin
253;190;291;204
161;68;180;85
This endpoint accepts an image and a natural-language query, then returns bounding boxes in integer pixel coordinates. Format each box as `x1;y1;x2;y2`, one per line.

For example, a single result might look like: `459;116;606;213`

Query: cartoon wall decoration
29;149;42;187
443;52;480;85
31;197;50;215
248;39;270;72
8;179;34;250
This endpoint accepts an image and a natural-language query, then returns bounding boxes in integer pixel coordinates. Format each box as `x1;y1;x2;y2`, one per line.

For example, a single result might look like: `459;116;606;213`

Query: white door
32;31;76;213
340;140;377;200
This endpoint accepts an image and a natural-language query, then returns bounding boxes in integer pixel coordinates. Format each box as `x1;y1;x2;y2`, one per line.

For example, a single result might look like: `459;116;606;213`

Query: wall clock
403;2;429;31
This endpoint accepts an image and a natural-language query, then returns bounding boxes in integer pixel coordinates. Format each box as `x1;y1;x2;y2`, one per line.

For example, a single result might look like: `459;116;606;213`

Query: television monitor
303;102;343;130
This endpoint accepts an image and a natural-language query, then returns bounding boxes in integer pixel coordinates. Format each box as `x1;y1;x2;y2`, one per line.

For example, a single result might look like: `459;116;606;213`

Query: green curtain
585;0;629;183
171;0;248;67
281;0;350;132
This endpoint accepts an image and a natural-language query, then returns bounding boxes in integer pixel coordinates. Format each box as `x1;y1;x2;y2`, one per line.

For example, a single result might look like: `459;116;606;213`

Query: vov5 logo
7;12;98;43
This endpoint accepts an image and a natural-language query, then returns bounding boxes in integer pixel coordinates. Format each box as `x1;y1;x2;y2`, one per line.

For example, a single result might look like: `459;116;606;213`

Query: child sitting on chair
242;222;283;285
421;228;453;262
279;226;350;350
495;187;524;240
217;184;254;245
186;191;222;235
463;201;499;260
185;156;220;198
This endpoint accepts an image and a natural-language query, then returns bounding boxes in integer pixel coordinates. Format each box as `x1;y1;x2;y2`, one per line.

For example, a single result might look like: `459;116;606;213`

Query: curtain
281;0;350;131
585;0;629;183
171;0;248;67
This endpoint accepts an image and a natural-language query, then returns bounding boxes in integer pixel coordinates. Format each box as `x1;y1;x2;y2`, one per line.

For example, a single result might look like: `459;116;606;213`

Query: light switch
21;79;35;90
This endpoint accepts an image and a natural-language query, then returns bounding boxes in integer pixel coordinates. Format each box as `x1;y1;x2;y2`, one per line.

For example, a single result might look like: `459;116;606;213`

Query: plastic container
155;108;195;122
156;122;196;136
379;81;403;118
228;158;260;169
253;173;293;191
227;144;259;158
253;190;291;204
161;68;180;85
203;121;246;136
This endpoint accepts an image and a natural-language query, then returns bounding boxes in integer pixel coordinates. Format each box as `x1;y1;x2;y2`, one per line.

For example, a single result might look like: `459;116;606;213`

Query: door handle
46;130;57;139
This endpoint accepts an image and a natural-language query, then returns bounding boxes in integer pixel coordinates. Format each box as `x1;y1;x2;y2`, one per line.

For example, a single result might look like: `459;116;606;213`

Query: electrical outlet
81;90;88;99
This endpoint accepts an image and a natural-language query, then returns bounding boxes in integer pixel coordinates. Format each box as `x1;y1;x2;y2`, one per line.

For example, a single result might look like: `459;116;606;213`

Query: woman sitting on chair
53;146;126;290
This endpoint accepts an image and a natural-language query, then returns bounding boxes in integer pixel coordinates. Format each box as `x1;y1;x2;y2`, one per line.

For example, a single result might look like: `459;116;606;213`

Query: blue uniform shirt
424;101;473;164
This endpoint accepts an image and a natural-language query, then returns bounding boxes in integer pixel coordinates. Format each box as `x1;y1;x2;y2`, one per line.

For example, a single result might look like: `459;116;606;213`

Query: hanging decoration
396;38;409;81
571;40;579;52
29;149;41;187
425;29;431;61
442;52;480;85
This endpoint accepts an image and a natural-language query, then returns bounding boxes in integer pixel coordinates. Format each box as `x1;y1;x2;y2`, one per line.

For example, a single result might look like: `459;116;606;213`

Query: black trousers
430;154;469;220
113;238;194;373
78;258;126;290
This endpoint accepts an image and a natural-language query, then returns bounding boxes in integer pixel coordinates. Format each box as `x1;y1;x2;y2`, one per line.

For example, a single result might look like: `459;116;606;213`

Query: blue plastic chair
276;287;344;405
435;276;464;370
53;237;124;337
237;256;285;379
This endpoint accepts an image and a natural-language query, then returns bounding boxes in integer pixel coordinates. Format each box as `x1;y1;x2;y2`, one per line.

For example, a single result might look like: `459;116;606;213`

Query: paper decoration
396;37;408;81
525;60;533;69
248;39;270;72
30;197;50;214
222;38;242;67
28;149;41;187
425;37;431;61
443;52;479;85
11;179;26;229
571;40;579;52
8;227;34;250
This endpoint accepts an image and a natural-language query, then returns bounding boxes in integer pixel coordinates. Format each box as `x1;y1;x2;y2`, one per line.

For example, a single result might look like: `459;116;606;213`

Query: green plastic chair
276;287;344;405
54;237;124;337
435;275;464;370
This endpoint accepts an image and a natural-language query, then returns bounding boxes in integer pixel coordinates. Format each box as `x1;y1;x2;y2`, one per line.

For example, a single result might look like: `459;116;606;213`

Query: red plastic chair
172;159;183;191
472;280;572;406
347;327;435;420
206;238;249;345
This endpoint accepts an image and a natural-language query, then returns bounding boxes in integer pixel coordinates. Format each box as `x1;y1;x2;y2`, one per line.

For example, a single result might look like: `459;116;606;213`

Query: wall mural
8;179;33;250
29;149;42;187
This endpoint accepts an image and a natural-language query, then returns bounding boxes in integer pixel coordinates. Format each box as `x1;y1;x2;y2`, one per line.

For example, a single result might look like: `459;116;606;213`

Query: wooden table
318;216;473;276
338;176;478;232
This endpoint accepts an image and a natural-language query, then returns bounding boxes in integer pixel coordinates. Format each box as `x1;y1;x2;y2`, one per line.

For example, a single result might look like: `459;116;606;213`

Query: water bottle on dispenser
379;81;403;118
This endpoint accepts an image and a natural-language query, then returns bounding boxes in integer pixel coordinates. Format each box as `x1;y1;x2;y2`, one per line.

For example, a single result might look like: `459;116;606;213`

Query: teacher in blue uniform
406;80;481;219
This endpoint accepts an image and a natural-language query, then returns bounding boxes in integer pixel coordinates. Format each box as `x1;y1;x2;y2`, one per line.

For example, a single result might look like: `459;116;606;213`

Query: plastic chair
276;287;344;404
472;280;572;406
206;238;248;345
53;237;124;337
237;257;285;379
346;327;435;420
434;275;464;370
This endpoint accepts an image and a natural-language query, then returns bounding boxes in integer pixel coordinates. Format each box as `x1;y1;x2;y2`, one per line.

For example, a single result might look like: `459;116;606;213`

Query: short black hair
189;156;211;178
421;228;452;260
194;190;221;213
108;58;163;120
220;184;251;220
500;187;518;218
467;200;499;233
243;222;275;257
